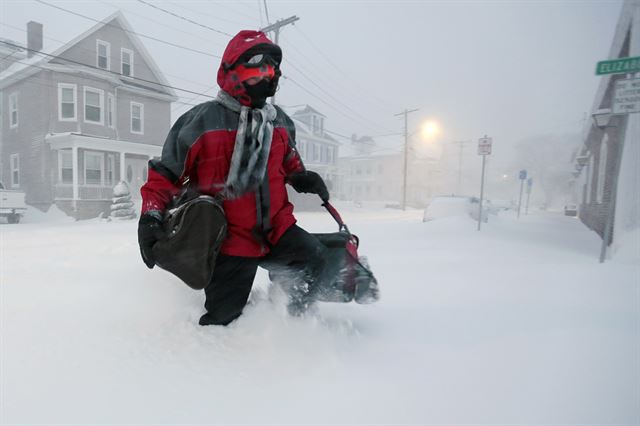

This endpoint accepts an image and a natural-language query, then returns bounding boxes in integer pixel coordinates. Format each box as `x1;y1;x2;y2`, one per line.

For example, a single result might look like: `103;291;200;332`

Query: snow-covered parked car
486;199;513;214
422;195;488;222
564;204;578;217
0;182;27;224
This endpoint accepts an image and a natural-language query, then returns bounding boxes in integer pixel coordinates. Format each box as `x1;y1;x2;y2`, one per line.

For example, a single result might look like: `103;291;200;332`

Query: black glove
288;171;329;202
137;211;165;269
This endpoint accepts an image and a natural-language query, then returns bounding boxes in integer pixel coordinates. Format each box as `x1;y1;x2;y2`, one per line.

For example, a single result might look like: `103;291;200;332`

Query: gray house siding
52;19;164;90
115;89;170;145
0;12;176;219
1;71;51;208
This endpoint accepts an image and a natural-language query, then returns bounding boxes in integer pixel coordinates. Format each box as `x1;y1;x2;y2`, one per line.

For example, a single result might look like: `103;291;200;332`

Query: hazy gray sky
1;0;624;152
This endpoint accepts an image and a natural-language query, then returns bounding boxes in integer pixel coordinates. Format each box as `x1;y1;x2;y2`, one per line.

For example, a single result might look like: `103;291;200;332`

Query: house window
106;154;115;185
320;117;324;134
131;102;144;134
58;150;73;184
84;151;104;185
9;92;18;128
107;93;115;128
84;87;104;124
97;40;110;70
58;83;77;121
313;143;319;162
596;135;608;204
297;141;305;159
121;48;133;77
10;154;19;188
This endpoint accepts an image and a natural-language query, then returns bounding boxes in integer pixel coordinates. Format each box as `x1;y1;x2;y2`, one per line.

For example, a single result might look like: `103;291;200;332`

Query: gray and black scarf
216;90;277;199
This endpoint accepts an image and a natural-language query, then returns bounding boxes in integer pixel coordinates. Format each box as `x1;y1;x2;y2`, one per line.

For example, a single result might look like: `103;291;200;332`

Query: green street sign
596;56;640;75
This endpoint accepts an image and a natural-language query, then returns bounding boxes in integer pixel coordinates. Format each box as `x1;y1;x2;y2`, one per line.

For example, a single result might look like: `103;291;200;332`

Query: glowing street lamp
421;120;440;141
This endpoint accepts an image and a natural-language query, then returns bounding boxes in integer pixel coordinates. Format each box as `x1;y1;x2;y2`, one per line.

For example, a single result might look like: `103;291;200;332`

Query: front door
125;157;148;200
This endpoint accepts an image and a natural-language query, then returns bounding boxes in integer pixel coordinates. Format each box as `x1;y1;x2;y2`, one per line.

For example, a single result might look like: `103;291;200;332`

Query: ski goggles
235;62;276;83
240;53;279;68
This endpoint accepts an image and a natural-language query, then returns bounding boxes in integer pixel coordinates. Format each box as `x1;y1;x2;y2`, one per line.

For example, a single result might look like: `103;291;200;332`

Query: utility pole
260;16;299;105
517;169;527;219
525;177;533;215
394;108;419;210
451;140;471;195
477;136;492;231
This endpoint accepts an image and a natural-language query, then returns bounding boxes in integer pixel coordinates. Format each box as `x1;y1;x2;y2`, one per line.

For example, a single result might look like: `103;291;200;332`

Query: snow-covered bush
110;181;137;220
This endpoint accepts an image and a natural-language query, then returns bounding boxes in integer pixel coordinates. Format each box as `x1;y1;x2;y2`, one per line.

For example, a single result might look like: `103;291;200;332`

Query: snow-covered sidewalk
1;206;638;424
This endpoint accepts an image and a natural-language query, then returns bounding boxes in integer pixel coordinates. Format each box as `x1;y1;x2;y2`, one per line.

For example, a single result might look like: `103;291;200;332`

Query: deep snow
1;204;638;425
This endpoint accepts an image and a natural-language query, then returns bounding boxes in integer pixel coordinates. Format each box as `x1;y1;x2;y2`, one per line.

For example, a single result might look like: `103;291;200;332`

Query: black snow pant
200;224;329;326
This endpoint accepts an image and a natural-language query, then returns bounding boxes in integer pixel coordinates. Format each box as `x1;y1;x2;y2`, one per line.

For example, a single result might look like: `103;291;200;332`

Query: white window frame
121;47;134;77
84;87;104;125
130;101;144;134
84;151;104;186
9;92;18;128
58;150;73;184
10;154;19;188
106;154;115;186
96;39;110;70
107;93;115;128
596;135;608;204
57;83;77;121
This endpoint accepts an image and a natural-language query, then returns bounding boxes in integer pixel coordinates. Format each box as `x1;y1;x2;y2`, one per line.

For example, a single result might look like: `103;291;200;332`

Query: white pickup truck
0;182;27;223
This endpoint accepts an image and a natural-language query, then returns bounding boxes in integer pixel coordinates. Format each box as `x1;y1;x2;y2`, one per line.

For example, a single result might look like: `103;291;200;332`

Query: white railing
55;184;114;200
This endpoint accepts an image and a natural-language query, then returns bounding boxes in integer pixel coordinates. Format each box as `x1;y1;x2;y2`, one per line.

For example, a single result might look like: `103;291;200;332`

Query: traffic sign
478;136;492;155
613;77;640;114
526;177;533;193
519;170;527;180
596;56;640;75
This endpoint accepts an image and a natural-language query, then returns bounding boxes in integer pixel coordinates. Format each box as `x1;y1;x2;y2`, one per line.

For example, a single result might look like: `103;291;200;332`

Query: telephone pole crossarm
259;16;300;35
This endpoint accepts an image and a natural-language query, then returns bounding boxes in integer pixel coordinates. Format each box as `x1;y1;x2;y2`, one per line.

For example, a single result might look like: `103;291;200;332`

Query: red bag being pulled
270;202;380;304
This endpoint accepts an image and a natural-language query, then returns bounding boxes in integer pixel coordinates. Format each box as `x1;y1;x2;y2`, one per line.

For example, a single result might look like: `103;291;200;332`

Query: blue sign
527;177;533;187
519;170;527;180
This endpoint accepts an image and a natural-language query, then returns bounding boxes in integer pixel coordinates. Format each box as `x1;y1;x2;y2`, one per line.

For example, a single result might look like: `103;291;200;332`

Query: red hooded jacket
140;31;304;257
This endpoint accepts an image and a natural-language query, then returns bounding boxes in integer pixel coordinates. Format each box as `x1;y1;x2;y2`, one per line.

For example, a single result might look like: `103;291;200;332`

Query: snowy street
1;206;638;424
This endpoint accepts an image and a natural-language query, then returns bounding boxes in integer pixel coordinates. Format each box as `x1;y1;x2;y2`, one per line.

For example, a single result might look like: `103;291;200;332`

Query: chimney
27;21;43;58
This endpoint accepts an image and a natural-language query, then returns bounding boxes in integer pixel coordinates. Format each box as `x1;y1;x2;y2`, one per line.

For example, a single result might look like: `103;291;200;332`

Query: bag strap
321;200;350;234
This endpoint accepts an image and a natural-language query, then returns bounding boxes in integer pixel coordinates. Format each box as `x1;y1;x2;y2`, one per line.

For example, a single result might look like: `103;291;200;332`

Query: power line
135;0;233;37
0;40;216;99
97;1;227;49
33;0;220;58
6;59;203;107
12;3;396;138
280;37;390;116
292;25;393;110
163;0;250;27
0;22;216;91
283;58;392;134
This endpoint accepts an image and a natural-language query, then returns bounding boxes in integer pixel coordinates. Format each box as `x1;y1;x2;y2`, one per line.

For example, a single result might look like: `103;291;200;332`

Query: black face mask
243;75;279;108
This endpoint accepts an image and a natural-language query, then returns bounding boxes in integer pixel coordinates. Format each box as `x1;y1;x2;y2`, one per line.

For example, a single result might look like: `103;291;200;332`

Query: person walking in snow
137;30;331;326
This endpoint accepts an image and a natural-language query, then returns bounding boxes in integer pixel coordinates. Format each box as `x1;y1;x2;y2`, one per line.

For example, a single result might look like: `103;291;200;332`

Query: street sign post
596;56;640;75
477;136;492;231
613;77;640;114
517;170;527;218
478;136;492;155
